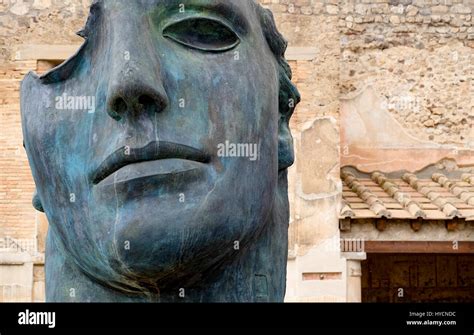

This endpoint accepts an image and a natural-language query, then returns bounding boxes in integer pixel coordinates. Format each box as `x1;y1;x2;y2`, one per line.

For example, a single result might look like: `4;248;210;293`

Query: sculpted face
21;0;298;300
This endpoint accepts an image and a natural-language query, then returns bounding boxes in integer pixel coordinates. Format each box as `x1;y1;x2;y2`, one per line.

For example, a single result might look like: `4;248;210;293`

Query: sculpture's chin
108;217;253;287
96;206;272;291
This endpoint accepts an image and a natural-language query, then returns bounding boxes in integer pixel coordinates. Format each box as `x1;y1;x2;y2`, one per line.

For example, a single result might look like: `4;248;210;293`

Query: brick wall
0;60;36;239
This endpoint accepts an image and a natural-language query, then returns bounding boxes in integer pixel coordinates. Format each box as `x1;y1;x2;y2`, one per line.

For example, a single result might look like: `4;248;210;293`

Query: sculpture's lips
91;141;211;185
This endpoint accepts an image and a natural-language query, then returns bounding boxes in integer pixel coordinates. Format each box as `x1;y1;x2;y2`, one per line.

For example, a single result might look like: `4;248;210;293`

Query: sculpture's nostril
138;94;160;110
139;94;168;114
108;92;167;120
112;97;127;116
138;95;155;107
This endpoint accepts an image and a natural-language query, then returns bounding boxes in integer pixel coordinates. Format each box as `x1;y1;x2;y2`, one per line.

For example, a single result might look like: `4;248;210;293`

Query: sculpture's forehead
94;0;254;13
88;0;257;37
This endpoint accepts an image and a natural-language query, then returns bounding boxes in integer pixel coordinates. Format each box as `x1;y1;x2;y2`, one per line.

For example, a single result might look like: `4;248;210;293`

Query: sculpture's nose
106;16;168;121
107;74;169;121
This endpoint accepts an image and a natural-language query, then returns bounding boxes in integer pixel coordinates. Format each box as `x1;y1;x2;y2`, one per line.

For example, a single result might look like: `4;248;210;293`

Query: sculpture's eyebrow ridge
209;2;250;33
160;0;250;35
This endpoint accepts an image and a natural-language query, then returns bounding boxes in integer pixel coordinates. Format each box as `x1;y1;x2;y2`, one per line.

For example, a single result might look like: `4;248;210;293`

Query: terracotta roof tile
340;200;355;219
433;173;474;207
403;173;460;218
341;170;391;218
340;169;474;221
462;173;474;185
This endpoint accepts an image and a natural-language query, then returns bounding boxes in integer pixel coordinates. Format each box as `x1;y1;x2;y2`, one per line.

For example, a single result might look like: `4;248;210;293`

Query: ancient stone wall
340;0;473;145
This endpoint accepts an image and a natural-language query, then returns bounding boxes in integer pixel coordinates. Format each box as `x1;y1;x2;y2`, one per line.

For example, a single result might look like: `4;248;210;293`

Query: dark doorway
362;253;474;302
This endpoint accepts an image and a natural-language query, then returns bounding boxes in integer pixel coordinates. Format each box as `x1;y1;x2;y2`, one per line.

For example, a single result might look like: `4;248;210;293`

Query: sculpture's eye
163;18;240;52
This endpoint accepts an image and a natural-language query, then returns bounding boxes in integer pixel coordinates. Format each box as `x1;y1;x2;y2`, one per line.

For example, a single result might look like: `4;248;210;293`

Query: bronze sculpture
21;0;300;302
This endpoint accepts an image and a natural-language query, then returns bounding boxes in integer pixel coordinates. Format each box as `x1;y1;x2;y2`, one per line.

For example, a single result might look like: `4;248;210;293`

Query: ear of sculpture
23;140;44;213
33;189;45;213
256;6;300;170
278;70;300;171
